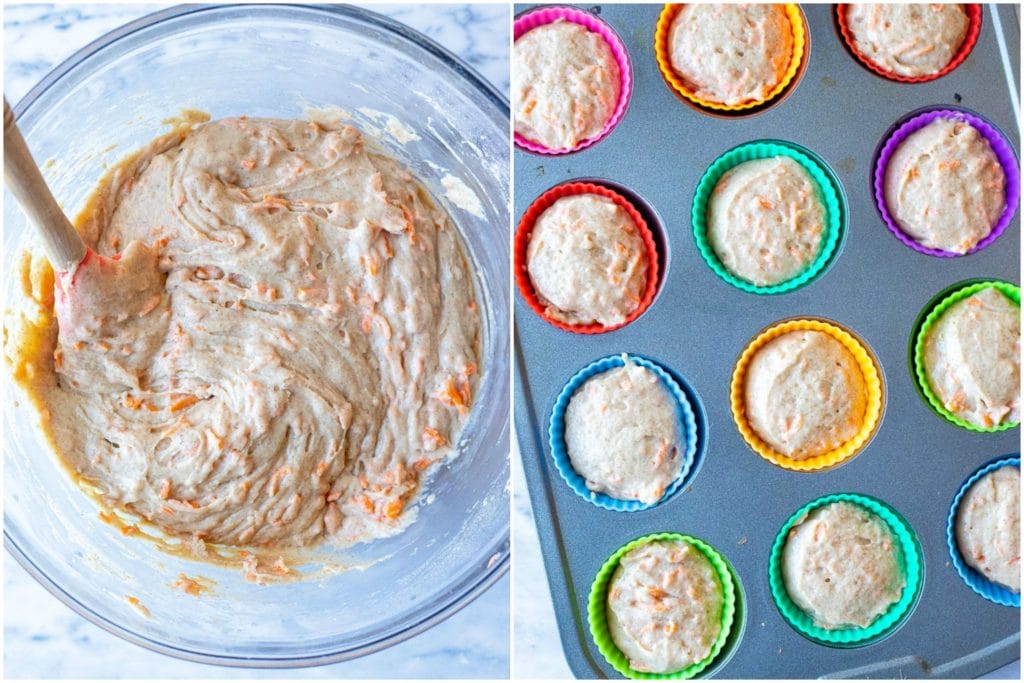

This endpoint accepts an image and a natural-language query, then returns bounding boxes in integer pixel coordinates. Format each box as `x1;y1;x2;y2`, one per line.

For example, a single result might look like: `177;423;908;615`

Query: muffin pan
514;3;1020;678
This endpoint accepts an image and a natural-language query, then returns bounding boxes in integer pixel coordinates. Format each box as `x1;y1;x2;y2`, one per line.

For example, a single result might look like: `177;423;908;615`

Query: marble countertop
2;3;509;679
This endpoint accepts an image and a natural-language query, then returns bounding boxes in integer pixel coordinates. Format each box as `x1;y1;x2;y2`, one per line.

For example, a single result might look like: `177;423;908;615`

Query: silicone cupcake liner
654;4;806;114
874;107;1021;257
837;4;982;83
513;6;633;154
515;181;660;334
946;455;1021;607
692;141;844;295
912;280;1021;432
589;533;737;679
730;318;884;472
549;354;697;512
768;493;924;647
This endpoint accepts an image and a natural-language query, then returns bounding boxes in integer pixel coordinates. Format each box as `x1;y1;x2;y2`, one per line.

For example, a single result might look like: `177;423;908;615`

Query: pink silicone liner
513;6;633;155
873;107;1020;258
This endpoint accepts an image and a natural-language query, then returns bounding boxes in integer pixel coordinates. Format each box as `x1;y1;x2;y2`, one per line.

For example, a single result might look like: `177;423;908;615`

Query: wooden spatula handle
4;98;86;272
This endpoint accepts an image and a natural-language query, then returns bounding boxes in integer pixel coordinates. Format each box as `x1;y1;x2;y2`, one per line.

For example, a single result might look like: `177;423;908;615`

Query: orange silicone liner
654;4;807;113
514;182;659;334
730;318;885;472
836;4;982;83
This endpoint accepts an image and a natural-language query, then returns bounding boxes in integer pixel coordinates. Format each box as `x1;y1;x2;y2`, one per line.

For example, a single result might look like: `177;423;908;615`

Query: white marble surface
3;3;509;679
512;434;573;679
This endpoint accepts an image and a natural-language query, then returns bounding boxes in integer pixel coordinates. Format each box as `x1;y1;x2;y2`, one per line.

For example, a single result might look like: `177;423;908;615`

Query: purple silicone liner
873;107;1020;257
513;6;633;155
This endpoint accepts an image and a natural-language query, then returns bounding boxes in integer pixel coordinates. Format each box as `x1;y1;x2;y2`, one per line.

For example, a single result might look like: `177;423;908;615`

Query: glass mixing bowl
3;4;509;667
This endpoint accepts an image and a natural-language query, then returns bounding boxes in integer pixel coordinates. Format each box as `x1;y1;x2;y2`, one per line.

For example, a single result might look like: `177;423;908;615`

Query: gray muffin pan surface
513;3;1020;679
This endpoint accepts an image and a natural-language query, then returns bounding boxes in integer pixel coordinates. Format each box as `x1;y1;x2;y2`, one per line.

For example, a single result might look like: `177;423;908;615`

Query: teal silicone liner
946;455;1021;607
549;354;698;512
768;493;924;647
692;140;845;295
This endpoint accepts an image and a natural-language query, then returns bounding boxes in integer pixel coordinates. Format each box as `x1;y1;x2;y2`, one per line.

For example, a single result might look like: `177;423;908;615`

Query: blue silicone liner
549;354;698;511
946;455;1021;607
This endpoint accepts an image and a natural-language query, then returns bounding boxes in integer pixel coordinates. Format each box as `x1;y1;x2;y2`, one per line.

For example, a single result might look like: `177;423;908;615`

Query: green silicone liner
588;533;737;679
912;281;1021;432
768;493;923;648
692;141;844;295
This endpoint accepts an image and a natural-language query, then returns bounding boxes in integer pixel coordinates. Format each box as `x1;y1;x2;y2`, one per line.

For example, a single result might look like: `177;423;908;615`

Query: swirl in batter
7;116;481;553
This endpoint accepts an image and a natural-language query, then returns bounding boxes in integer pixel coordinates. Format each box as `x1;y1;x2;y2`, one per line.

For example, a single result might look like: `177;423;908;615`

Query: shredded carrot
170;395;199;412
439;377;470;415
384;499;404;520
423;427;447;447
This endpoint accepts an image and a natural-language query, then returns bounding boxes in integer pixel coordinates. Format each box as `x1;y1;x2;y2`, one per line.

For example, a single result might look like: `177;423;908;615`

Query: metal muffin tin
514;3;1020;678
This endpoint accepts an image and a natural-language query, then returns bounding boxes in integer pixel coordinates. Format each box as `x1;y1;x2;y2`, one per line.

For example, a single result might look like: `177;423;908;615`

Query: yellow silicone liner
654;4;806;113
730;318;884;472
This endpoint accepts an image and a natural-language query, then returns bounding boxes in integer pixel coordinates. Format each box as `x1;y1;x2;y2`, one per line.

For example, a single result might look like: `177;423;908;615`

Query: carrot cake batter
526;193;648;327
513;20;621;150
564;357;682;504
744;330;867;459
607;539;724;673
884;117;1006;254
956;465;1021;591
668;4;794;106
923;287;1020;429
783;501;905;629
846;4;969;77
707;156;825;287
7;116;481;551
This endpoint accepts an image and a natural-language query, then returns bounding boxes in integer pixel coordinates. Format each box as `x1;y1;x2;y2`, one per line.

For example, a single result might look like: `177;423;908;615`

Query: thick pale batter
564;357;682;504
526;193;648;327
744;330;867;459
707;156;825;286
956;465;1021;591
7;116;480;551
607;540;724;673
923;287;1020;428
783;501;905;629
514;20;621;150
847;4;969;77
884;117;1006;254
668;4;793;106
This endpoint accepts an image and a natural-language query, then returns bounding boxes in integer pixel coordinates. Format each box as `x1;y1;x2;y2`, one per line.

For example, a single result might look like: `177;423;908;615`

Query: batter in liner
782;501;905;629
607;539;724;673
7;116;481;552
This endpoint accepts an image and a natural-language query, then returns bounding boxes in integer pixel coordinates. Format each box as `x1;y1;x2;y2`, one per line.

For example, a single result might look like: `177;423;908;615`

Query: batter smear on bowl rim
6;114;481;566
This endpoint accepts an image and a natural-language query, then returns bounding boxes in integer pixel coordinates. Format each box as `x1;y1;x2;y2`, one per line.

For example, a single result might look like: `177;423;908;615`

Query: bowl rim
4;1;510;669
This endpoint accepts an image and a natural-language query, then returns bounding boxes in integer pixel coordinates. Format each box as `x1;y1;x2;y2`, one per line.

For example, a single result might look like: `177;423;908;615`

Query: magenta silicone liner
513;6;632;155
873;107;1020;257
